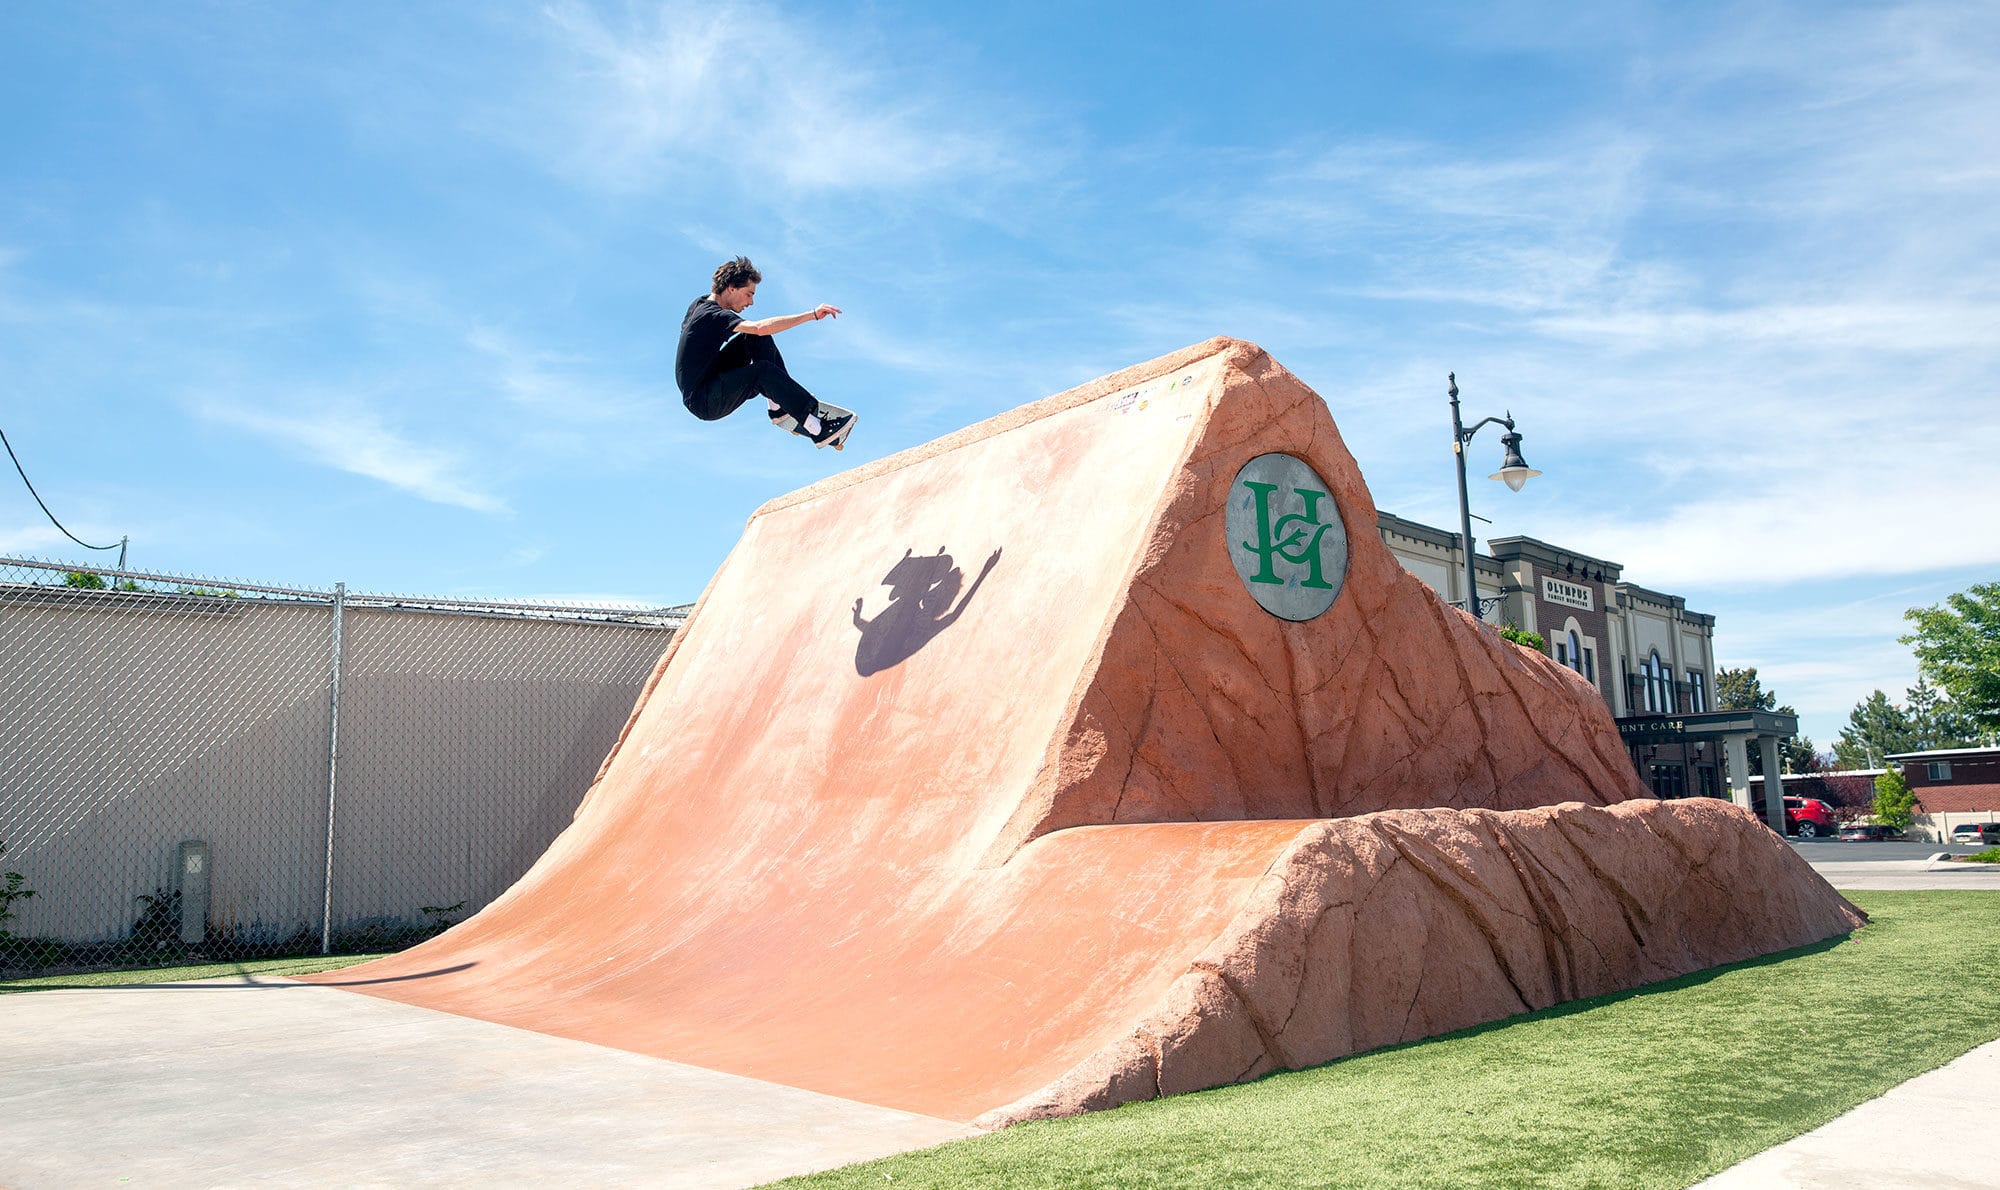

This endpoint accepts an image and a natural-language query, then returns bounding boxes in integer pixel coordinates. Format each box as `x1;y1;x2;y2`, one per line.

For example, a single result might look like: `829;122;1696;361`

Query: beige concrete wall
327;607;667;928
0;587;671;946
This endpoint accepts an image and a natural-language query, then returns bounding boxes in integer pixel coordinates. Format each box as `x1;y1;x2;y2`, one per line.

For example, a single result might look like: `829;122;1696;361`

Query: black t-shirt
674;295;743;397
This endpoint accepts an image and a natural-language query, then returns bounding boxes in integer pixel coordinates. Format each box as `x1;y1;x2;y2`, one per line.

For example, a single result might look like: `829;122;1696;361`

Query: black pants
683;334;820;423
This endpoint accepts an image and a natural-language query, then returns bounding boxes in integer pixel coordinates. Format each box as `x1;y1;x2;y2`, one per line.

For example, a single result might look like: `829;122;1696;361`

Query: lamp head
1488;429;1541;492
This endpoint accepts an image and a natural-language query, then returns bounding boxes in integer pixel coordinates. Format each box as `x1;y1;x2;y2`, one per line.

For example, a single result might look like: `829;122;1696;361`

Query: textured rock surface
982;798;1866;1127
1020;344;1645;853
318;338;1862;1128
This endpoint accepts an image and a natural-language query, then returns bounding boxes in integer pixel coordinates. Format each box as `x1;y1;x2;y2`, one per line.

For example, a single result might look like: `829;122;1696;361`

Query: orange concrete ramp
316;339;1860;1125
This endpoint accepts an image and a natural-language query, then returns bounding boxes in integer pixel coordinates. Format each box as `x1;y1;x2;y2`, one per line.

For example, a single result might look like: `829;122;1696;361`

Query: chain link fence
0;555;684;977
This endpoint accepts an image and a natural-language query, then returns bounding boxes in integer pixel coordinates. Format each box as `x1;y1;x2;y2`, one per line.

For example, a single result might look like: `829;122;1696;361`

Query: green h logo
1225;454;1349;622
1239;481;1336;589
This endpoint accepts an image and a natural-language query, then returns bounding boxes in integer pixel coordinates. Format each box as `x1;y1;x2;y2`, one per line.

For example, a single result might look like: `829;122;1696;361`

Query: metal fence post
320;581;346;954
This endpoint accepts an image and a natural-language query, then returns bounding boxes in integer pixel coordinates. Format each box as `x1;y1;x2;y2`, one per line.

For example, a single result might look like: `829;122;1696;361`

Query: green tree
1787;737;1825;773
1833;690;1918;769
1716;666;1775;714
1872;767;1917;831
61;570;106;589
1904;677;1982;750
1902;582;2000;736
1716;666;1815;774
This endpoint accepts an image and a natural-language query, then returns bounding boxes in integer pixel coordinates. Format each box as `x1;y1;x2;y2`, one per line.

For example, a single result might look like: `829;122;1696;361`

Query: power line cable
1;425;125;554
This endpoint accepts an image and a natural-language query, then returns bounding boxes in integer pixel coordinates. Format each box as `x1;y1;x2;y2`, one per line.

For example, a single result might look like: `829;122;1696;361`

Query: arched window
1644;650;1664;712
1568;629;1583;674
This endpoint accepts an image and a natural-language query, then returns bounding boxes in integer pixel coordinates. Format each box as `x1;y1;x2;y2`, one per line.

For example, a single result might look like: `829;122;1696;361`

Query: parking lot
1786;836;2000;891
1789;837;1992;863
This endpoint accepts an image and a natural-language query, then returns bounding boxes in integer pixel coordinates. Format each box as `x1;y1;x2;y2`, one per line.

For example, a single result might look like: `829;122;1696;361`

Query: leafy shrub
1498;623;1546;651
0;842;35;939
419;900;467;938
131;887;181;949
1872;768;1917;832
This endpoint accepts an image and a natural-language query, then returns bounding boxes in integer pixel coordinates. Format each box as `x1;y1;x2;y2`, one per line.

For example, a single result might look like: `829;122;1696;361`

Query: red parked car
1751;795;1837;839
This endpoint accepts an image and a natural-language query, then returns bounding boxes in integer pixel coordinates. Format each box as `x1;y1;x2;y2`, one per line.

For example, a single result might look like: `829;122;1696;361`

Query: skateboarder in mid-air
675;256;855;449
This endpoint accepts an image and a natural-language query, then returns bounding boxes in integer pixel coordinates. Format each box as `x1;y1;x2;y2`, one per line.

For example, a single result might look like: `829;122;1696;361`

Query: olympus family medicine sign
1226;453;1350;621
1542;576;1594;611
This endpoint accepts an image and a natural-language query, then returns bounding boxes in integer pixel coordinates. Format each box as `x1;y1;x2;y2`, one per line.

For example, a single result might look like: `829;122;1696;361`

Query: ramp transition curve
316;339;1862;1126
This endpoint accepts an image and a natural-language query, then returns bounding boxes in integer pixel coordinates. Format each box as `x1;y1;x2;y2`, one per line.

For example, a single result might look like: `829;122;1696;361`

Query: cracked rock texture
981;798;1866;1127
993;340;1645;859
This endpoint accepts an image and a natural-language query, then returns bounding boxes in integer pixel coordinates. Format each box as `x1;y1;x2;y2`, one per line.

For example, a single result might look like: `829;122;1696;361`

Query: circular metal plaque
1224;453;1349;621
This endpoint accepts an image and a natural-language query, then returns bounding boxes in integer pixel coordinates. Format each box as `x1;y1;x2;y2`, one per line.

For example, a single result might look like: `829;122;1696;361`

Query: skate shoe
804;409;853;447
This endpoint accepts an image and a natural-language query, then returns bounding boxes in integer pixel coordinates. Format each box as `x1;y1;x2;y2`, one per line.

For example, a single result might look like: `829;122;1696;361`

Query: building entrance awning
1613;711;1802;837
1614;709;1798;745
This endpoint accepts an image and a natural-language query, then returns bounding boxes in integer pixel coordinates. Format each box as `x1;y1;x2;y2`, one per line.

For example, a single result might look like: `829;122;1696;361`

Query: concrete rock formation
986;797;1862;1125
314;338;1863;1126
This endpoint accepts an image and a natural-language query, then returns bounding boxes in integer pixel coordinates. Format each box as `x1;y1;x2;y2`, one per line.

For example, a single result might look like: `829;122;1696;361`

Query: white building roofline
1884;747;2000;761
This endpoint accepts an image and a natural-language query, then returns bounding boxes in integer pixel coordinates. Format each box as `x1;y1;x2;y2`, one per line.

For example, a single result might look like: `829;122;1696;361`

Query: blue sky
2;1;1995;749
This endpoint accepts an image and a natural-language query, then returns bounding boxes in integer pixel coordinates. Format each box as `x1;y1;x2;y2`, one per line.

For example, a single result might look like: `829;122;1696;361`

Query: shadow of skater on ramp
852;546;1001;676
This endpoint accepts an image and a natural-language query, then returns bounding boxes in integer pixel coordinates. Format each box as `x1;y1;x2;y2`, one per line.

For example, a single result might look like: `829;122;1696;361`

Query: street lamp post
1448;372;1541;622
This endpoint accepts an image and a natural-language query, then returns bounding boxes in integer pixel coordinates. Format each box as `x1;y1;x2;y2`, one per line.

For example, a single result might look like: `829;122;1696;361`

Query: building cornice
1374;510;1460;550
1485;534;1623;579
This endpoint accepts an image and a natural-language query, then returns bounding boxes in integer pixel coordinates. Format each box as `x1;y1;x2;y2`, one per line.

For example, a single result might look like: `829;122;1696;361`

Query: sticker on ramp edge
1109;385;1156;416
1225;453;1349;621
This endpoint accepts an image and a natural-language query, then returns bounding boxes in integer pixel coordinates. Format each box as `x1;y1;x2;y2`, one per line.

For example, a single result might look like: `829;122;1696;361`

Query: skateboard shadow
852;546;1002;676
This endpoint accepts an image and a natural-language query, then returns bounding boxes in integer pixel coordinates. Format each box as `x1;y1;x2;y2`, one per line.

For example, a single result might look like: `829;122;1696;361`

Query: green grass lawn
776;890;2000;1189
0;952;382;992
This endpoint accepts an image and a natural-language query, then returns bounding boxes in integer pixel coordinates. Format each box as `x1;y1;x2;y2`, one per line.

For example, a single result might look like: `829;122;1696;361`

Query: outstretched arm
734;304;842;336
934;549;1002;631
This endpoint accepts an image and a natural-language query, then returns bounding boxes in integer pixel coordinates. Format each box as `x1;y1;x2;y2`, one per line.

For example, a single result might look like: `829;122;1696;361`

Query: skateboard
769;402;858;451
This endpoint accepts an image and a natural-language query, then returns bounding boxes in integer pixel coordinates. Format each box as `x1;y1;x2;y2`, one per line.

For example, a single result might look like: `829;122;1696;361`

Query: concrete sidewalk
1697;1039;2000;1189
0;977;974;1189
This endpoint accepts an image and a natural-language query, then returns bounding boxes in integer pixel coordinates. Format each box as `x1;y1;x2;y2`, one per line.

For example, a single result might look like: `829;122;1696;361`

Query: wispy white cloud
1531;302;2000;353
195;401;506;514
516;1;1029;196
1559;478;1999;588
465;325;652;422
0;524;68;557
1756;640;1920;738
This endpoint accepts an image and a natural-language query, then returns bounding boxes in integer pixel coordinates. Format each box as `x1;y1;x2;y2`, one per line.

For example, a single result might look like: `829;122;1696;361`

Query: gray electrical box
177;840;209;946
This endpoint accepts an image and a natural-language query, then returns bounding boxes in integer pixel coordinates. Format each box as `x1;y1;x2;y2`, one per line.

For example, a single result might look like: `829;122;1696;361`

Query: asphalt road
1788;838;1991;863
1787;837;2000;890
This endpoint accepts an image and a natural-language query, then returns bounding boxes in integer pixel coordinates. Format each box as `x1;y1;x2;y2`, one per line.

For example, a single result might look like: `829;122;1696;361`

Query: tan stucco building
1377;510;1751;806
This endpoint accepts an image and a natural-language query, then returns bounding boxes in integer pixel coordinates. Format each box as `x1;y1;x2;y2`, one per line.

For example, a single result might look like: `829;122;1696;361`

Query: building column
1667;612;1685;711
1724;734;1752;808
1758;734;1787;833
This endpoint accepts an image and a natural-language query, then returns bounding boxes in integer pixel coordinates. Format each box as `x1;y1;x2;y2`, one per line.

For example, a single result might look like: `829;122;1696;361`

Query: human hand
812;303;842;321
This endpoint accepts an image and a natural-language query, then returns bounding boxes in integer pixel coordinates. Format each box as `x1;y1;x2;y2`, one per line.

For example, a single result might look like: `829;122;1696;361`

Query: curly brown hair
711;256;761;294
